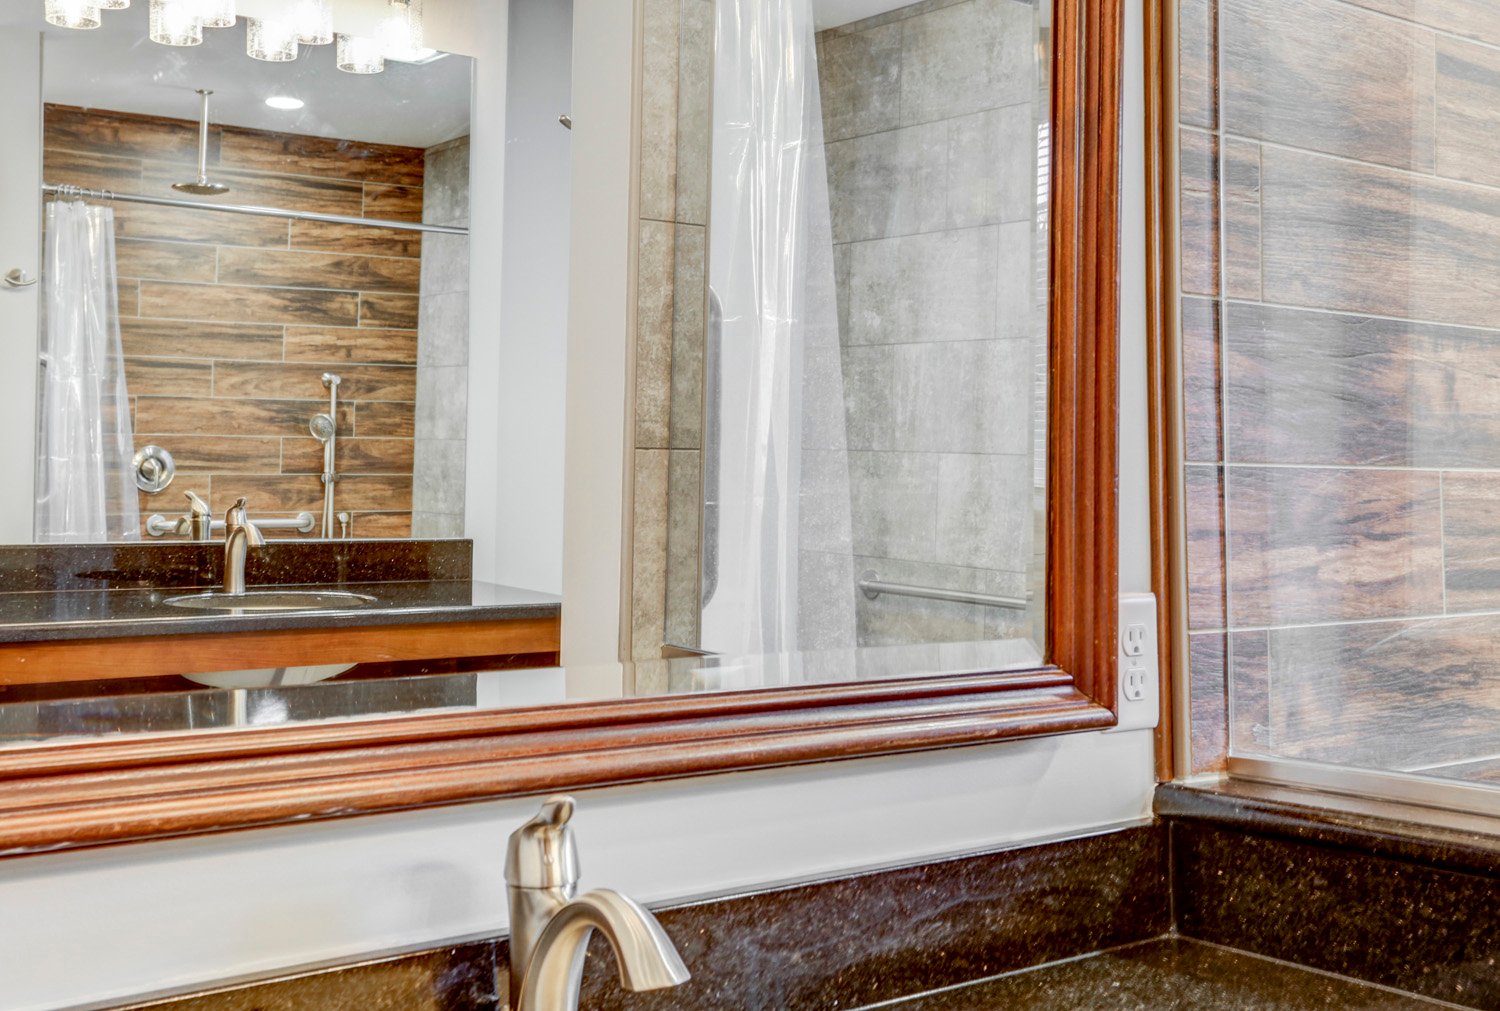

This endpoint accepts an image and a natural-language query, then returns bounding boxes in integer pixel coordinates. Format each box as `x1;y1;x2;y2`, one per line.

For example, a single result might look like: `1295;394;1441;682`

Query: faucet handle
506;794;580;891
185;489;210;515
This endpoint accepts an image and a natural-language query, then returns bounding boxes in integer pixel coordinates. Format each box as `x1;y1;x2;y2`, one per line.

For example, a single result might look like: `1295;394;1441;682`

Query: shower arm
194;90;210;187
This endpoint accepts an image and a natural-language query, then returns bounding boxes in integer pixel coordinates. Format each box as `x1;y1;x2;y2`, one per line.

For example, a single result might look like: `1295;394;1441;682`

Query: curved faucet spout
515;889;690;1011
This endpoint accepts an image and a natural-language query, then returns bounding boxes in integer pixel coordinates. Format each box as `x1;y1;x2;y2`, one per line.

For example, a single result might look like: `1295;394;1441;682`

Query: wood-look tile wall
1179;0;1500;774
44;105;422;538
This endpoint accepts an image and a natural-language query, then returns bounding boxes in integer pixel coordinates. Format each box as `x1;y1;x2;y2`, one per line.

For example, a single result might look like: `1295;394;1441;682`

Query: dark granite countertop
881;938;1447;1009
0;579;560;643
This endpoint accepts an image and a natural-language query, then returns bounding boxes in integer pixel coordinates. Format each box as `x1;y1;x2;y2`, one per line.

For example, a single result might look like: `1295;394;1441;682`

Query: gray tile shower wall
412;136;471;539
813;0;1045;649
629;0;714;660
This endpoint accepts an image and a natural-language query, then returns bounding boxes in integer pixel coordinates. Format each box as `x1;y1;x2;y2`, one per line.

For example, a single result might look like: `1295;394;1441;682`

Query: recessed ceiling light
265;95;305;110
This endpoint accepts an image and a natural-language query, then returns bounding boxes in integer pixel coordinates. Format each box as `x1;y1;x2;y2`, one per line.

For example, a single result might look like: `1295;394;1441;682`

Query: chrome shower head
172;179;231;195
310;413;336;442
173;89;230;197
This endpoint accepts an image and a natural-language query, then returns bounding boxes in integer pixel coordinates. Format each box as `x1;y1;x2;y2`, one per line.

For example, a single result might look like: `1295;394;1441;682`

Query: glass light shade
246;17;299;61
98;0;129;10
196;0;235;29
378;0;425;61
44;0;101;28
335;34;384;74
290;0;332;45
148;0;200;45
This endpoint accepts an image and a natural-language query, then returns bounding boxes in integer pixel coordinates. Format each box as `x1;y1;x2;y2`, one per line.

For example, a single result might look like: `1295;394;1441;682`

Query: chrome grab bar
857;570;1031;611
147;512;316;537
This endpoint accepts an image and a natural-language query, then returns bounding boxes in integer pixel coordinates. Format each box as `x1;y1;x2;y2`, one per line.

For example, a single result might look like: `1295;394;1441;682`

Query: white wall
0;0;1157;1006
0;23;41;544
462;0;572;593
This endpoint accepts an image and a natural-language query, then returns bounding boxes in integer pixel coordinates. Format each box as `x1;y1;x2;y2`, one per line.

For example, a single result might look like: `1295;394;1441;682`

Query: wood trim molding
1143;0;1185;780
1048;0;1123;708
0;617;561;685
0;672;1111;855
0;0;1126;856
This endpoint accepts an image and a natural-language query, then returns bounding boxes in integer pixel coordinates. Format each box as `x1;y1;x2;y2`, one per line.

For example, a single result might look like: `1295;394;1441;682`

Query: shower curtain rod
42;183;468;236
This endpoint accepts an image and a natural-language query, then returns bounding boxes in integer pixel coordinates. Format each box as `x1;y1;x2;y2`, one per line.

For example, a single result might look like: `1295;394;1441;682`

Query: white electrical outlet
1109;592;1160;733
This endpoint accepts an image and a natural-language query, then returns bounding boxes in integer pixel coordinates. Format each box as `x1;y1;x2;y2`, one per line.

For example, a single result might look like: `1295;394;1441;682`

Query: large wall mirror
0;0;1120;854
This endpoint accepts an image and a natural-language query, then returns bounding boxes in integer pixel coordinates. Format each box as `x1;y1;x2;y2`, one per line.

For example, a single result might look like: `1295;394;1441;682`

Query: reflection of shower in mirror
170;89;231;196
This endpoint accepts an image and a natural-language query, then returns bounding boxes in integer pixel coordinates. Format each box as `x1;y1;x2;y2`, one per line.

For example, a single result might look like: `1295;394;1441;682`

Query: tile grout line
1439;471;1449;615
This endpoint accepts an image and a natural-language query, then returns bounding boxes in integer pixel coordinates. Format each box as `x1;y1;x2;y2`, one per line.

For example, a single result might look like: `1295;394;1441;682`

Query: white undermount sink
164;590;377;612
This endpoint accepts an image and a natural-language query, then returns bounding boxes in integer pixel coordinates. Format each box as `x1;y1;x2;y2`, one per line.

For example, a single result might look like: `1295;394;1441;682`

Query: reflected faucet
223;497;265;594
185;489;213;541
506;796;690;1011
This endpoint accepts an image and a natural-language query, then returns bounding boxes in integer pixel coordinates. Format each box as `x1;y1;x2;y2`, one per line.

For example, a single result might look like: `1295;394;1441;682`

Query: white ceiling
811;0;915;30
39;2;472;148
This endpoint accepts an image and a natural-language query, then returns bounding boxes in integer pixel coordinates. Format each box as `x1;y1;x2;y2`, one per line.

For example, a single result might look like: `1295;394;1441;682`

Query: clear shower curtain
36;201;140;542
700;0;855;656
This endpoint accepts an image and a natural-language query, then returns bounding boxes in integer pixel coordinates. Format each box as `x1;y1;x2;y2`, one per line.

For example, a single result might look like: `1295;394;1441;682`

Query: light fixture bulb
378;0;425;61
335;33;384;74
148;0;201;45
289;0;332;45
45;0;102;29
195;0;235;29
265;95;304;110
246;16;298;61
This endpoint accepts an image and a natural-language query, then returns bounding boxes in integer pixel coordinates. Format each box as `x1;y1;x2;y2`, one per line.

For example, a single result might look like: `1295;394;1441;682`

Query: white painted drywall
559;0;635;664
0;0;1160;1006
475;0;573;594
0;28;41;545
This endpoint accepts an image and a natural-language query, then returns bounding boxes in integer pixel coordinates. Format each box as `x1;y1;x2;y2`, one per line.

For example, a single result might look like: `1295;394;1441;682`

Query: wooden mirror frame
0;0;1122;857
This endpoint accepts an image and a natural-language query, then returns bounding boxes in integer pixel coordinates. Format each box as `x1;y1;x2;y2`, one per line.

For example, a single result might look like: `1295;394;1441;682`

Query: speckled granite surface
0;579;559;642
881;938;1448;1009
1157;780;1500;878
1172;818;1500;1007
573;826;1170;1011
113;786;1494;1010
0;538;559;642
118;942;499;1011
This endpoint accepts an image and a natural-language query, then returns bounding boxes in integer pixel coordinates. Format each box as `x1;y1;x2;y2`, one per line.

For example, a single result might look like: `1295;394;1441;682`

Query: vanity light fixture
147;0;201;45
44;0;101;29
44;0;427;73
246;16;298;61
335;33;385;74
289;0;332;45
265;95;304;110
196;0;235;29
378;0;425;61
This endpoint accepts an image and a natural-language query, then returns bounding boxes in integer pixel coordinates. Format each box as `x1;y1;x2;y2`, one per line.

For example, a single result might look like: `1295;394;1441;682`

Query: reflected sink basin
164;590;378;612
183;663;357;690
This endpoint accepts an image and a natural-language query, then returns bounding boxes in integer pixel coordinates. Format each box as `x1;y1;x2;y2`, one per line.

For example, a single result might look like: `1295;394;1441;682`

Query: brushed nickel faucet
223;497;265;595
506;796;690;1011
